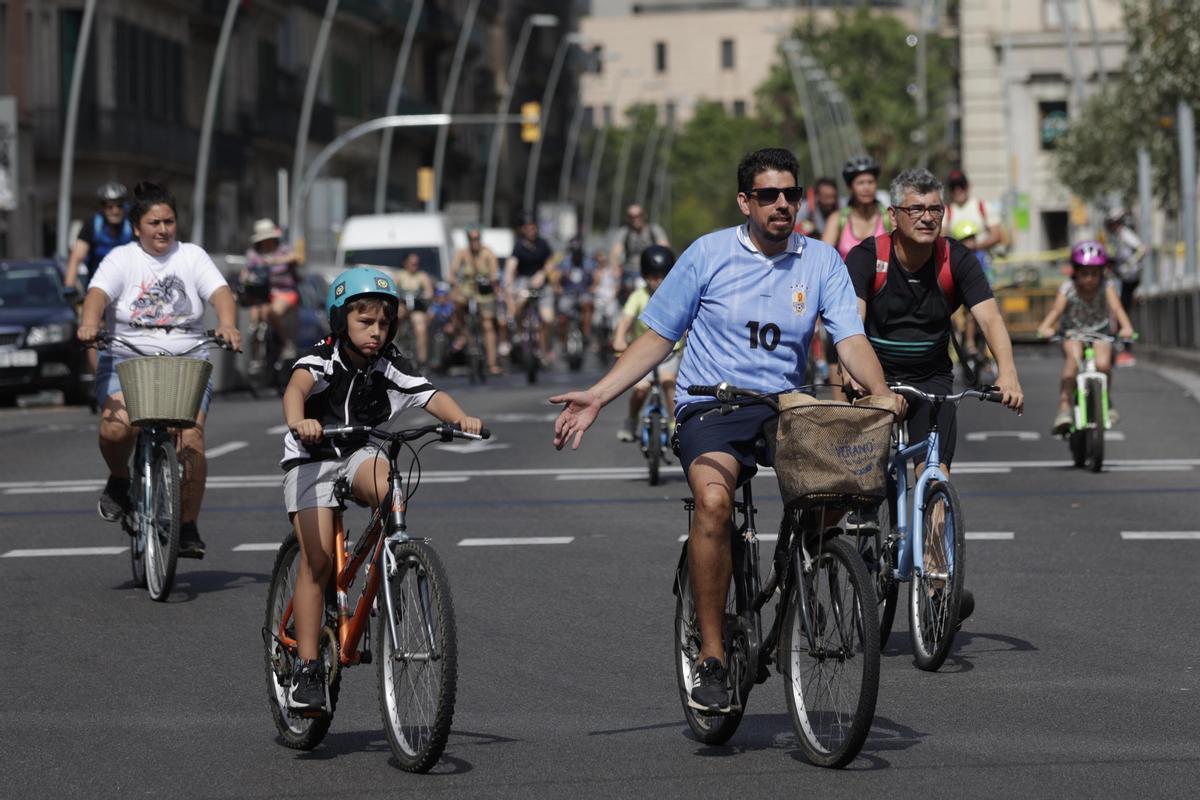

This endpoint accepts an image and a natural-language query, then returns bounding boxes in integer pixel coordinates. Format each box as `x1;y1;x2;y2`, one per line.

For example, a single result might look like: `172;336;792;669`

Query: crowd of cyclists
59;144;1146;728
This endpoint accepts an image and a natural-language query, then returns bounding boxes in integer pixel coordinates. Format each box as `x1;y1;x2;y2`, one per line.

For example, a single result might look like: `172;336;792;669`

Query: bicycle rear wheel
910;480;965;671
673;548;744;744
144;440;181;602
263;533;338;750
1086;380;1104;472
377;540;458;773
782;534;880;768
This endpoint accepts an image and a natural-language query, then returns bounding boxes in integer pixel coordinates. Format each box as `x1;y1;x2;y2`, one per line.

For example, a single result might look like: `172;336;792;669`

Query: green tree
1055;0;1200;211
756;8;958;184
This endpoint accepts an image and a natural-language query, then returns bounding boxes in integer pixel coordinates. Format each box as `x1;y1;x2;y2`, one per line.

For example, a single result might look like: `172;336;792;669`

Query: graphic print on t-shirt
129;274;194;327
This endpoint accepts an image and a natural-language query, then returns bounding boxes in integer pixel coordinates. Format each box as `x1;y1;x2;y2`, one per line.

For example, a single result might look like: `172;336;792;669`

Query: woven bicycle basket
116;356;212;428
774;393;896;509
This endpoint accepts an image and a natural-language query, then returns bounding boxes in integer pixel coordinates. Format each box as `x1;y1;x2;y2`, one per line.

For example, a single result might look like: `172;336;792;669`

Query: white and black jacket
280;338;437;470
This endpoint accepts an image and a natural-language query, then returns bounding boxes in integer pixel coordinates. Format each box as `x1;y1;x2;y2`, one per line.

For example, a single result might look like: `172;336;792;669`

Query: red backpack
869;233;955;308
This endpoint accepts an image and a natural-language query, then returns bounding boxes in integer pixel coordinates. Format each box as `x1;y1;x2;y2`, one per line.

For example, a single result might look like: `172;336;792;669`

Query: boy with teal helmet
280;266;484;711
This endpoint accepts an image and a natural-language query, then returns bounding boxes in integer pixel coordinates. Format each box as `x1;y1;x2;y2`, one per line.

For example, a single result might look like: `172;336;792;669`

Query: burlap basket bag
116;356;213;429
774;393;895;508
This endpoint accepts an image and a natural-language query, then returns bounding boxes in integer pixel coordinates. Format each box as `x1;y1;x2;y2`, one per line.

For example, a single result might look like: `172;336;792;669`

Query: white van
335;213;453;281
449;227;516;263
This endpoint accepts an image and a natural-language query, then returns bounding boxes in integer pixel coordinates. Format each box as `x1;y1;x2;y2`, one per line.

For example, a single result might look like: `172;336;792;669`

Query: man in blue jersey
552;148;902;714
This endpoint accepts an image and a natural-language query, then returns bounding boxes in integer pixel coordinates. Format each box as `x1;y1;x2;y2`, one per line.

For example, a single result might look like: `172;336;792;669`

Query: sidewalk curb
1139;345;1200;376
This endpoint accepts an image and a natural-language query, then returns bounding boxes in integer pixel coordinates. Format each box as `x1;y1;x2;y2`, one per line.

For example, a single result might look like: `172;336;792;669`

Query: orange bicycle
262;421;489;771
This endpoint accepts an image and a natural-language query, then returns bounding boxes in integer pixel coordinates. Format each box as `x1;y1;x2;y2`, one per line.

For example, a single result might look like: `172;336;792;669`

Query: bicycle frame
888;427;950;584
640;370;667;455
1072;342;1109;431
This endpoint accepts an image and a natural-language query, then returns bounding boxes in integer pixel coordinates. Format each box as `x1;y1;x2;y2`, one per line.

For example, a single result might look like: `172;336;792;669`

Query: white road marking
205;441;248;459
232;543;283;552
677;533;778;542
458;537;574;546
266;424;290;435
5;485;102;495
490;412;560;423
1104;431;1127;441
2;546;127;558
435;439;510;454
946;467;1012;474
1120;531;1200;540
967;531;1015;540
1104;465;1193;472
965;431;1041;442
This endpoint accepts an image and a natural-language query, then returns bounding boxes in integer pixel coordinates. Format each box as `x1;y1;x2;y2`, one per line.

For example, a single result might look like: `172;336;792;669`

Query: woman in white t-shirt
77;181;242;559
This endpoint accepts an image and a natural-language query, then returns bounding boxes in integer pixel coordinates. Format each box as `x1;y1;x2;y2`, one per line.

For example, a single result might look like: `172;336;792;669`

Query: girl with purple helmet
1037;240;1135;434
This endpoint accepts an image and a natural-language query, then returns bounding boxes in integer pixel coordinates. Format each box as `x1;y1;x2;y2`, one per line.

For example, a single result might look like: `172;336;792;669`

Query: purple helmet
1070;240;1108;269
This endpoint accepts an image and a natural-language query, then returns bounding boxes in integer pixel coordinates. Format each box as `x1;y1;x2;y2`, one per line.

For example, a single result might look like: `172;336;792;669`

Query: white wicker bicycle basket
116;356;212;428
774;393;896;509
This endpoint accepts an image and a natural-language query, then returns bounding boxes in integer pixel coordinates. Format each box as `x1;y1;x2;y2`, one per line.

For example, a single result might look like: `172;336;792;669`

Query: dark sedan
0;259;89;404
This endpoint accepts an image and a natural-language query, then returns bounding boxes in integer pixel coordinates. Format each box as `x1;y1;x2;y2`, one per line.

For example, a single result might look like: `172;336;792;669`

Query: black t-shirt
845;236;993;382
511;236;553;278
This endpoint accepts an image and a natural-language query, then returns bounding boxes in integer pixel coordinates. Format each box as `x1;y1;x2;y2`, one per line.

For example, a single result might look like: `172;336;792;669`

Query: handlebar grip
984;392;1004;403
687;384;719;397
321;425;366;437
479;428;491;440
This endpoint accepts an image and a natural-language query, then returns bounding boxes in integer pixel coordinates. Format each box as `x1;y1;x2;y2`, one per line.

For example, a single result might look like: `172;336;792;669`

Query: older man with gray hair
843;167;1024;466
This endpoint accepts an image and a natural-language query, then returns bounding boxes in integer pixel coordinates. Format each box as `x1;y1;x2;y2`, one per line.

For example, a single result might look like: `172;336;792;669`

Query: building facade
958;0;1125;253
0;0;580;260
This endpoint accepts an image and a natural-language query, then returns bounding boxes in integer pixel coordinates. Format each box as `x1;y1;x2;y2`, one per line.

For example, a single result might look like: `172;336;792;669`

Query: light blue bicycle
854;383;1002;671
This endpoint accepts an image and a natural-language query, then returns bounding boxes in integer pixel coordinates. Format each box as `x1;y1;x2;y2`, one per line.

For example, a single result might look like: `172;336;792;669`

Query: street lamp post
429;0;481;213
634;118;662;206
583;69;636;243
55;0;97;258
781;40;825;183
481;13;558;227
607;112;639;232
522;32;583;215
192;0;240;248
373;0;425;213
290;0;339;244
558;49;617;207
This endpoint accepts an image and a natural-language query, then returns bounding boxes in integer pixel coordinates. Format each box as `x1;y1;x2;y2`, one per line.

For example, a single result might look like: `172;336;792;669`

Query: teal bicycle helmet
326;266;401;346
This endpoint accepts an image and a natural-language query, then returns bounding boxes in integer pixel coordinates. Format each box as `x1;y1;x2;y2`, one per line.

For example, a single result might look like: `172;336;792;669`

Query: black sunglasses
746;186;804;205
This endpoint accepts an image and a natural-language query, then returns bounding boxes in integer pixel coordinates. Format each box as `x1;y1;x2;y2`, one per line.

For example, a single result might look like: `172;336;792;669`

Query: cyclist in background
505;214;555;361
942;169;1004;256
65;182;135;376
1037;241;1135;434
823;156;891;260
394;252;434;368
795;177;840;239
610;203;670;299
1102;208;1146;365
281;267;482;710
450;226;502;375
76;181;242;559
554;237;596;354
241;218;301;360
612;245;681;442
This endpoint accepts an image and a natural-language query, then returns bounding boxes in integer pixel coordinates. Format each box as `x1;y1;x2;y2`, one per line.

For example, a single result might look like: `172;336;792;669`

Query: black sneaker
958;589;975;623
178;522;206;559
288;659;326;710
97;476;132;522
688;657;730;714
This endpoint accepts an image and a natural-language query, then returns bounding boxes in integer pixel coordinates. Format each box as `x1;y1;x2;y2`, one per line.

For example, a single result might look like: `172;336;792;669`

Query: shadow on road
110;568;270;601
882;628;1037;674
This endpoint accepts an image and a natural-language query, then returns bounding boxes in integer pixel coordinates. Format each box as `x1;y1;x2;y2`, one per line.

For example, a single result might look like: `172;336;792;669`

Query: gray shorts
283;446;387;513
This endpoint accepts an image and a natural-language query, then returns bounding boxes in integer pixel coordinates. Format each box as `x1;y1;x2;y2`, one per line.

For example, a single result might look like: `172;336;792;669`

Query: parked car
0;259;89;404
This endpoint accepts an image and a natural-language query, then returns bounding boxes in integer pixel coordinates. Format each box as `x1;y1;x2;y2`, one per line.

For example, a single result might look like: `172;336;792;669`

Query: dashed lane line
967;531;1015;540
206;441;249;459
458;537;574;546
1120;531;1200;540
232;543;283;552
2;546;127;558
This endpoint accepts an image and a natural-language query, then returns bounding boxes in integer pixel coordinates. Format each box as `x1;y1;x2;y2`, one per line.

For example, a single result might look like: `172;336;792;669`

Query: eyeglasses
893;204;946;219
746;186;804;205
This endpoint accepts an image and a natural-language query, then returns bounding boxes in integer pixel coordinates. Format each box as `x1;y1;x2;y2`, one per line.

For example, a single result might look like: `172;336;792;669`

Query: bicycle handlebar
319;422;492;443
92;330;237;356
889;383;1004;405
687;382;780;412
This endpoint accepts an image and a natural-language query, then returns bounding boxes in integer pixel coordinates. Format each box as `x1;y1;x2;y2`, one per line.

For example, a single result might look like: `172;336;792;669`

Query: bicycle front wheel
263;533;336;750
144;440;181;602
782;534;880;768
909;480;965;671
376;540;458;773
1086;379;1105;472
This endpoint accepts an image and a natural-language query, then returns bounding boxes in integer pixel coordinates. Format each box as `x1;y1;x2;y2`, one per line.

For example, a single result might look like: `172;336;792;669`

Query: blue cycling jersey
640;225;863;412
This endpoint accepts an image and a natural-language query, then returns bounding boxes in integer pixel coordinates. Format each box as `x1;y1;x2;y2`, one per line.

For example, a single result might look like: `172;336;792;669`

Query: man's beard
760;218;792;242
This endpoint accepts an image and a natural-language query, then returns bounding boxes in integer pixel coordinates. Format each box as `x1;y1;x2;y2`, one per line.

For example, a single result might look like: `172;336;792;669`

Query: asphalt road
2;347;1198;798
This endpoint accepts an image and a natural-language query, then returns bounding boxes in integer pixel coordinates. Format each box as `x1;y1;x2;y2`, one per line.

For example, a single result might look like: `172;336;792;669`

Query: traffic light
416;166;434;202
520;101;541;143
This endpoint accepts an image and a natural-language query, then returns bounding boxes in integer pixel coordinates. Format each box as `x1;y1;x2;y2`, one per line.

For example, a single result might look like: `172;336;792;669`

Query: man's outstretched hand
550;390;603;450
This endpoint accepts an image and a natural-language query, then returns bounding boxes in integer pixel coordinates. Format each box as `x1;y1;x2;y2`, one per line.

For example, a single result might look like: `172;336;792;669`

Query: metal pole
1081;0;1106;94
290;0;339;244
523;34;578;214
277;168;289;230
556;99;587;206
429;0;480;213
1179;101;1196;280
374;0;424;213
55;0;97;258
914;0;929;167
607;115;638;232
483;15;557;227
1052;0;1086;111
633;120;661;206
192;0;240;248
1137;147;1154;286
649;123;674;224
582;127;609;241
781;42;824;182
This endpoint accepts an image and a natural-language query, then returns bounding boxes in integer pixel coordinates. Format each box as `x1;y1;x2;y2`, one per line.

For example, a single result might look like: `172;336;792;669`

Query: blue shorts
675;401;777;484
96;352;214;415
